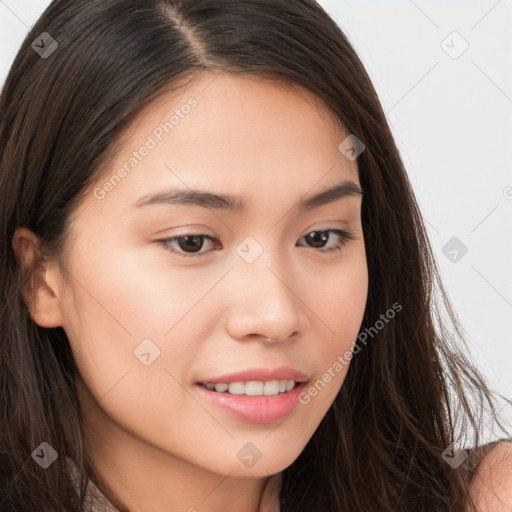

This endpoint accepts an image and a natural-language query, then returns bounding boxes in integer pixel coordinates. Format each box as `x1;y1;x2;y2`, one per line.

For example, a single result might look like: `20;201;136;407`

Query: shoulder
467;440;512;511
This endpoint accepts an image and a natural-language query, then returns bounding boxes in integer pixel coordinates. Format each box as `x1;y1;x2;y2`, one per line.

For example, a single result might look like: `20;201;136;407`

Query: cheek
68;236;212;338
313;251;368;345
61;246;209;462
304;252;368;397
60;241;208;405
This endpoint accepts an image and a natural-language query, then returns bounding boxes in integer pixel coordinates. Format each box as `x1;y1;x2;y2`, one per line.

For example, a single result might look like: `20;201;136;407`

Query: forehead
86;72;359;217
123;72;345;144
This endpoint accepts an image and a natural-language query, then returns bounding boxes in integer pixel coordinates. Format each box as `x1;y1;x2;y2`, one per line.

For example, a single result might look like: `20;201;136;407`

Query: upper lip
198;366;310;385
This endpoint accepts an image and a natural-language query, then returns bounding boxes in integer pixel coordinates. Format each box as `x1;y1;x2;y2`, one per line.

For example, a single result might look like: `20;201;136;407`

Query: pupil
306;231;327;248
180;235;203;252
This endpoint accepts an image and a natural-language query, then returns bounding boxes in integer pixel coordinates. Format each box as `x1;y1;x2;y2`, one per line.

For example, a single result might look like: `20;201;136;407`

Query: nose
224;251;304;344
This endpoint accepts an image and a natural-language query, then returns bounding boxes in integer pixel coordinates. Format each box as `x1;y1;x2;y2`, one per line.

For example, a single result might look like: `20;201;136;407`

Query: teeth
244;381;264;396
263;380;280;396
228;382;245;395
285;380;295;392
203;379;297;396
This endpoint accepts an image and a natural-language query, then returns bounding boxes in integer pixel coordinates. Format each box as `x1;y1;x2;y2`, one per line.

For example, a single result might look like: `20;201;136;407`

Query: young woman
0;1;510;511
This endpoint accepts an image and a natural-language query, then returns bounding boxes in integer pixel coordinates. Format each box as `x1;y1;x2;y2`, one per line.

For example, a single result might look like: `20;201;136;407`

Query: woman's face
21;73;368;480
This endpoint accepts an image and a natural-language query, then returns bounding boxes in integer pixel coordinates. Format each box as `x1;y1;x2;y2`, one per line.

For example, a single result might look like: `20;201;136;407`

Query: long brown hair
0;1;509;510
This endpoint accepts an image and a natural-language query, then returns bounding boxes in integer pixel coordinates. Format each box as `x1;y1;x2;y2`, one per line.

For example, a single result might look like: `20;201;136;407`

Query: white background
1;0;510;434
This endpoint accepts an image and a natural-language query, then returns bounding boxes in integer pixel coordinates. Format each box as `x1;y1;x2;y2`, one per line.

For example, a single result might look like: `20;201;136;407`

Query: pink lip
195;381;308;424
197;365;309;385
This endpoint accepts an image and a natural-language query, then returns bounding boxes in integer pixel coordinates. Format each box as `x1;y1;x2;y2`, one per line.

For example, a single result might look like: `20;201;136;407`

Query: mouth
197;379;302;396
195;380;309;424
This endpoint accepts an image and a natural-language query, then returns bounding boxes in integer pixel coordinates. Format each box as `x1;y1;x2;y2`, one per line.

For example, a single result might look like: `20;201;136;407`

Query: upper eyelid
160;222;353;238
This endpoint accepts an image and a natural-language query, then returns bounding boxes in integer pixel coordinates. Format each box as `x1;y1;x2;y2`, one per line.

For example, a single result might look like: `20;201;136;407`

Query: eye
156;228;355;259
297;229;355;253
156;234;219;258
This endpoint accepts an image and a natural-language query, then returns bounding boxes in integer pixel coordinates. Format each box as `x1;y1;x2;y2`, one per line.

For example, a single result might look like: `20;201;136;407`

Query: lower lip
195;382;307;424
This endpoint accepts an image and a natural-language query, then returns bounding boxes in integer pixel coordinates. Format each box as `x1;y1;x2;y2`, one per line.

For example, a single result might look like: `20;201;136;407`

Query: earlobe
12;227;66;329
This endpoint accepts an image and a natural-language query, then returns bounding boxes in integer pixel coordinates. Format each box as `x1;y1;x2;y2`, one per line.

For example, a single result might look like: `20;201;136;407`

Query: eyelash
156;229;356;259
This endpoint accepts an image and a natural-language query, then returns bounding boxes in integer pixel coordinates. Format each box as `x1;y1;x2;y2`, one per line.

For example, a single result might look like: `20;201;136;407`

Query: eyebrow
132;179;363;214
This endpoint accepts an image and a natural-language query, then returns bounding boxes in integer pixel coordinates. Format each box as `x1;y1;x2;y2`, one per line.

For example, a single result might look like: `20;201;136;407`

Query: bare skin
13;72;368;512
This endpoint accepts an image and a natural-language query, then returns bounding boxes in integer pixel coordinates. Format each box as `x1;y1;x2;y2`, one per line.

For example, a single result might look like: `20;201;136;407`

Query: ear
12;227;66;328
